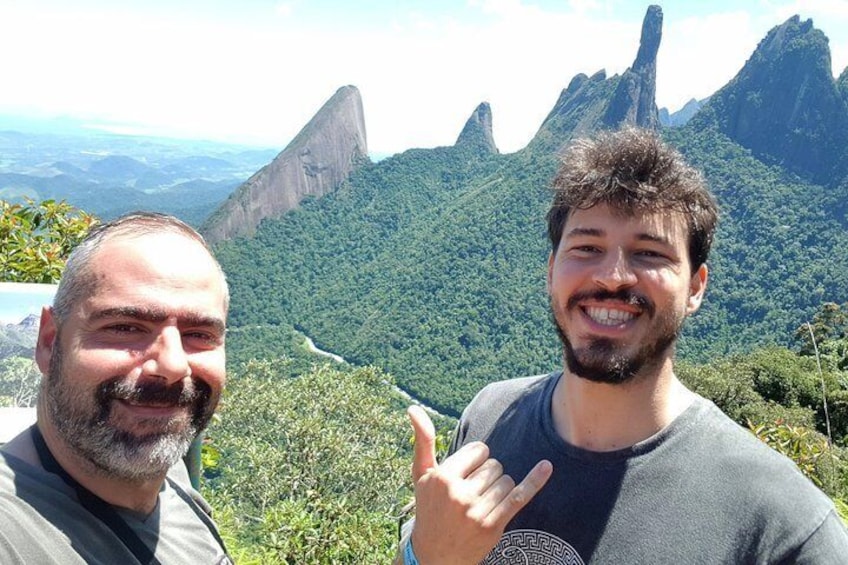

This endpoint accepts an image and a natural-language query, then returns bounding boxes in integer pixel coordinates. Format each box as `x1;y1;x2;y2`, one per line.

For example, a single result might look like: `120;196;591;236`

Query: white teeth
585;307;634;325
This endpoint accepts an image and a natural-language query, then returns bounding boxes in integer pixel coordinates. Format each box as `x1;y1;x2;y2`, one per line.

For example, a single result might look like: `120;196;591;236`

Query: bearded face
546;205;706;385
43;336;218;482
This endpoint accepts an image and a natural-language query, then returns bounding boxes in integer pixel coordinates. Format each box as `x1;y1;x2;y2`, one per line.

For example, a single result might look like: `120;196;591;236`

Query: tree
203;360;424;563
795;302;848;356
0;357;40;407
0;199;98;283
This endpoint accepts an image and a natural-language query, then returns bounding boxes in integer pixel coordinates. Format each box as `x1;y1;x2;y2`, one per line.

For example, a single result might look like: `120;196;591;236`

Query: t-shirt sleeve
782;509;848;564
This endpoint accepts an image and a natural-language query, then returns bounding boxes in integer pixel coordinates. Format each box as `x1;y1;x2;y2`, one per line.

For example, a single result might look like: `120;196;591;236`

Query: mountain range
3;5;847;417
209;5;848;416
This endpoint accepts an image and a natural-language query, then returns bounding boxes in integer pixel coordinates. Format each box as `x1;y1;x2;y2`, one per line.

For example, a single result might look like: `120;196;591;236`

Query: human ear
35;307;58;376
686;264;708;314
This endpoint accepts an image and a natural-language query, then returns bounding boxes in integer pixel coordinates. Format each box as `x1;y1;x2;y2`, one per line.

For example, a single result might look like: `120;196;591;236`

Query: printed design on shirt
481;529;585;565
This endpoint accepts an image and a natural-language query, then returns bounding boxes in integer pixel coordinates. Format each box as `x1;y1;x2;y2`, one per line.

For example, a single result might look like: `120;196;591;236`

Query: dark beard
42;339;217;481
552;289;682;384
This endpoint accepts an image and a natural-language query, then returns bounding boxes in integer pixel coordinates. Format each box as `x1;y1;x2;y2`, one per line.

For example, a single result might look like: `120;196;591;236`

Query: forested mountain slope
215;11;848;417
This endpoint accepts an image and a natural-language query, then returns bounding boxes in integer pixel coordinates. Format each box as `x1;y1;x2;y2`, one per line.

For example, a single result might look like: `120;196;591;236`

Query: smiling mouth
584;306;637;326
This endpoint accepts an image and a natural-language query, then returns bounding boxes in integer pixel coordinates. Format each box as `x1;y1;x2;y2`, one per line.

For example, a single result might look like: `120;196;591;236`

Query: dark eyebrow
636;233;673;246
565;227;604;238
565;227;673;246
90;307;226;335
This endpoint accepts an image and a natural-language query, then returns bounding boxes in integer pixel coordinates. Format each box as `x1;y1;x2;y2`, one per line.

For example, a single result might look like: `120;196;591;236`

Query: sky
1;0;847;156
0;283;56;325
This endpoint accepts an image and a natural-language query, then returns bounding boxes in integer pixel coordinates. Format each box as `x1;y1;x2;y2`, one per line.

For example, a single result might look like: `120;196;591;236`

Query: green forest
4;145;848;561
215;121;848;419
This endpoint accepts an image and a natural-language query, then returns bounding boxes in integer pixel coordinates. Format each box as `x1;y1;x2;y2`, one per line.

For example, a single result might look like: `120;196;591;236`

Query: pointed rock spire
602;4;662;129
528;5;662;153
202;85;369;243
455;102;498;154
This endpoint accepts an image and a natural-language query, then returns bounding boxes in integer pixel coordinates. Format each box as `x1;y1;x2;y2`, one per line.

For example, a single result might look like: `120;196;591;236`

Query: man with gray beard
0;212;232;564
398;128;848;564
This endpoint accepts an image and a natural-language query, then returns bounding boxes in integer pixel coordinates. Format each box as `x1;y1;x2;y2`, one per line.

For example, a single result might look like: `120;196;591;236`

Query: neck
36;407;165;515
551;358;695;452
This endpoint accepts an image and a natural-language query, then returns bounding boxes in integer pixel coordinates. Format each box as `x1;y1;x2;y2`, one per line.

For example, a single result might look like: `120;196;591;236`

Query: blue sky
0;283;56;325
1;0;846;155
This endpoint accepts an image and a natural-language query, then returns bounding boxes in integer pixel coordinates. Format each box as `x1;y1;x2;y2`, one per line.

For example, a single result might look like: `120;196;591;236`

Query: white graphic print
481;529;585;565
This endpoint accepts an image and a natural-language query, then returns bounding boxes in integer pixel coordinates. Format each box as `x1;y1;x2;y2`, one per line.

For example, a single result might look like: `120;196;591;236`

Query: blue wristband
404;537;420;565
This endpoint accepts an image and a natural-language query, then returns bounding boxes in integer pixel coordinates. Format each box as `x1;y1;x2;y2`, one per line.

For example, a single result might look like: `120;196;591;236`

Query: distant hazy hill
214;8;848;416
0;125;277;226
0;314;38;360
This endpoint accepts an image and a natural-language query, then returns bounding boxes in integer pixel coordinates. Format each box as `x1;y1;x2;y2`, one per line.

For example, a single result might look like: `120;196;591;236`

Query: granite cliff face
454;102;498;154
528;5;662;153
202;86;369;243
702;16;848;184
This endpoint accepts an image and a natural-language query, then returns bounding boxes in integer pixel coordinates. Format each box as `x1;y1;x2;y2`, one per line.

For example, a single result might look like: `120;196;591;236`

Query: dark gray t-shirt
0;430;231;564
451;372;848;564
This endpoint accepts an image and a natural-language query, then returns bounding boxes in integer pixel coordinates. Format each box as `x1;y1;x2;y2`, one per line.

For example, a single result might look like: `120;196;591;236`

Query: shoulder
452;372;558;448
464;372;557;417
0;466;84;564
165;462;215;518
681;398;848;557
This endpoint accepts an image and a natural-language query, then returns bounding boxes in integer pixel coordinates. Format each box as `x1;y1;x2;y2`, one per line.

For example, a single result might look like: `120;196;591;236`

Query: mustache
97;377;207;407
566;289;655;317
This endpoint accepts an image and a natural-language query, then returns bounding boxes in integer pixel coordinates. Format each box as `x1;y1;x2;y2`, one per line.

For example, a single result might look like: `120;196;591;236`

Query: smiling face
547;203;707;384
36;231;228;481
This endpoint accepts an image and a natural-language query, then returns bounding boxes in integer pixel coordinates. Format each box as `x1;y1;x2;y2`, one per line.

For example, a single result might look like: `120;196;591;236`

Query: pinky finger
487;460;553;526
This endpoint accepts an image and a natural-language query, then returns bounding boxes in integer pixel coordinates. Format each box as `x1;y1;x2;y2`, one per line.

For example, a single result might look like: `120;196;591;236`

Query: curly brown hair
547;127;718;271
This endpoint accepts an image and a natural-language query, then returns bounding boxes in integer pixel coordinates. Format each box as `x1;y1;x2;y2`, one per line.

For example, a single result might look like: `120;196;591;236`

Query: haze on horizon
1;0;847;156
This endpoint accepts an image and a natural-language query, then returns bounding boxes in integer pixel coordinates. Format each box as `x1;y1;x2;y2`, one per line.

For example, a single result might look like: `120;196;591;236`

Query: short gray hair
52;211;229;323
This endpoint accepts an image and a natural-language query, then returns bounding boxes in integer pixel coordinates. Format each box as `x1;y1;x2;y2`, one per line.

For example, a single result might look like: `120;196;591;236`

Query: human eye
105;323;144;334
183;329;223;348
634;248;673;263
567;244;601;257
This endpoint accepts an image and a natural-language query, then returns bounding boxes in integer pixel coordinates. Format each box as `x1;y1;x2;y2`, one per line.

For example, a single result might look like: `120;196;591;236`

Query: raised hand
406;405;552;565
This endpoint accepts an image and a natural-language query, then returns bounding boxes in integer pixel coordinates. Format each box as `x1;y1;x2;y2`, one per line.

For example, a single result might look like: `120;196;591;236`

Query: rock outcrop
202;85;369;243
702;16;848;184
603;5;662;129
454;102;498;154
528;5;662;154
659;97;706;128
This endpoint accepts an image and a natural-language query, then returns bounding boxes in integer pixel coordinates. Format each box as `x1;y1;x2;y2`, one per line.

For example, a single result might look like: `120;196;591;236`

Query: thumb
408;405;437;482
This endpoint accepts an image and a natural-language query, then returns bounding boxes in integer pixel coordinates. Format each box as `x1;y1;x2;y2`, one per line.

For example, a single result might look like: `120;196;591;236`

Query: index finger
438;441;491;479
487;459;553;526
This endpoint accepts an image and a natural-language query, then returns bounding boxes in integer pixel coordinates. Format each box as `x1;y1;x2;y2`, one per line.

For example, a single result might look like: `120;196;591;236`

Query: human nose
142;326;190;382
593;250;637;291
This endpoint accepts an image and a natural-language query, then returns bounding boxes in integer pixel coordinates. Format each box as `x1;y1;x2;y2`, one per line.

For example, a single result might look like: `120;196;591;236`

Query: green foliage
203;360;425;563
0;199;98;283
795;303;848;371
835;498;848;524
679;344;848;501
749;420;838;489
216;117;848;417
0;357;41;407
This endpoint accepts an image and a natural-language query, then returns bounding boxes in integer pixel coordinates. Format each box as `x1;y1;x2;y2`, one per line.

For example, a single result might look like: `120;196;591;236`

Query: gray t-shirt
450;372;848;564
0;430;231;564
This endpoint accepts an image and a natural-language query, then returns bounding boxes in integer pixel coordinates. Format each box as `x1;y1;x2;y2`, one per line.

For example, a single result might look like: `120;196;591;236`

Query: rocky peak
704;15;848;184
659;97;706;128
454;102;498;154
528;6;661;153
602;4;662;129
201;85;369;243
